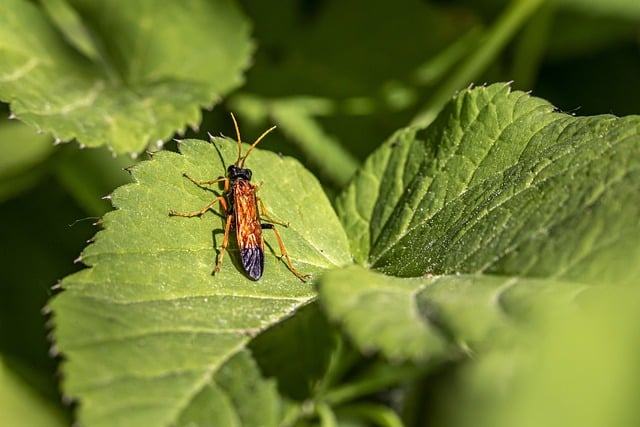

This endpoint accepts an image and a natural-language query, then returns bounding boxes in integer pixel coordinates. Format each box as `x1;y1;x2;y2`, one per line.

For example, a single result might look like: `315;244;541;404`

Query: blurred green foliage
0;0;638;425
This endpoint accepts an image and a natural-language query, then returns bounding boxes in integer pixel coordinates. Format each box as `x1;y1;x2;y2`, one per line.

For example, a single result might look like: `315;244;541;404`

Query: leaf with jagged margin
49;137;351;426
0;0;252;155
336;83;640;285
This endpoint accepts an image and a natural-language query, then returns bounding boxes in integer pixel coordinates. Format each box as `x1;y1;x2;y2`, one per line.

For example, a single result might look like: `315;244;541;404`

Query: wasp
170;114;310;282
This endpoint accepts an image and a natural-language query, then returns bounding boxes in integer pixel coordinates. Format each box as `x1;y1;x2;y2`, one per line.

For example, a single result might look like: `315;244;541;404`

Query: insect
169;113;310;282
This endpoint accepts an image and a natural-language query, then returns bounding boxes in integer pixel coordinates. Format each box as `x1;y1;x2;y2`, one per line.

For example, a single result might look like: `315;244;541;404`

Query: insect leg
257;197;289;227
169;196;228;218
183;174;229;191
261;223;310;281
215;212;234;273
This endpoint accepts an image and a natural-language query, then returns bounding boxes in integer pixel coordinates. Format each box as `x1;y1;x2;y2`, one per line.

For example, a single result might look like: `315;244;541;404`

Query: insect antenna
229;113;277;168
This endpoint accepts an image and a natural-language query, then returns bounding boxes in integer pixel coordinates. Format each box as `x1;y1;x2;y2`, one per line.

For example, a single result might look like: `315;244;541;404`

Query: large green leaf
0;0;252;155
424;284;640;427
318;266;588;362
337;83;640;284
50;137;351;426
328;83;639;363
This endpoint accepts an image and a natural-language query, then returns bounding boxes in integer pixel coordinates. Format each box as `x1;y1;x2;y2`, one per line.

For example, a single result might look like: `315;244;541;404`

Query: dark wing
240;247;264;280
234;180;264;280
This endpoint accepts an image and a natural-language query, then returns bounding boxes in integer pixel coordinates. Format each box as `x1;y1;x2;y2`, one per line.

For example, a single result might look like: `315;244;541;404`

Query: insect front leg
261;223;310;282
183;174;230;192
169;196;228;218
170;173;230;217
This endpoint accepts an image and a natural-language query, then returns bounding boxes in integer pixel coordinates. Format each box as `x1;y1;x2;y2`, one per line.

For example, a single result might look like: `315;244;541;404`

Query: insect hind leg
261;223;310;281
257;197;289;227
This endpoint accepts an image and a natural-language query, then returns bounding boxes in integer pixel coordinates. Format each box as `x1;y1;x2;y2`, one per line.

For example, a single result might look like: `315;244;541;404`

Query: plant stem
411;0;547;127
323;363;422;406
336;403;404;427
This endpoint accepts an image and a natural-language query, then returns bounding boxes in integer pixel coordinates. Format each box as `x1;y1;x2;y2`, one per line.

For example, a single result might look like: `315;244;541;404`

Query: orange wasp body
170;114;309;281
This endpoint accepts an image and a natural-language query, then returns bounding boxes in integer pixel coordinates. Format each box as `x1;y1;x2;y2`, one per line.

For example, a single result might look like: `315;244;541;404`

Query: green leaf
0;118;53;201
50;137;351;426
250;302;339;401
426;284;640;427
318;265;587;362
337;83;640;284
0;0;252;155
557;0;640;19
0;356;67;427
175;350;282;427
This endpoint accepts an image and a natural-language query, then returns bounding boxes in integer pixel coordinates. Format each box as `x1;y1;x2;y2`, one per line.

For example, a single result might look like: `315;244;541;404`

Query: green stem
316;402;338;427
323;363;422;406
411;0;547;127
411;26;484;87
336;403;404;427
510;2;554;88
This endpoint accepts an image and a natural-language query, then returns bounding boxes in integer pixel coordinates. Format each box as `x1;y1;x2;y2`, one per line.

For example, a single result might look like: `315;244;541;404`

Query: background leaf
556;0;640;18
0;118;53;202
50;137;351;426
0;0;252;154
175;350;283;427
250;302;340;401
337;83;640;283
422;284;640;427
0;356;67;427
318;266;588;362
3;1;639;425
